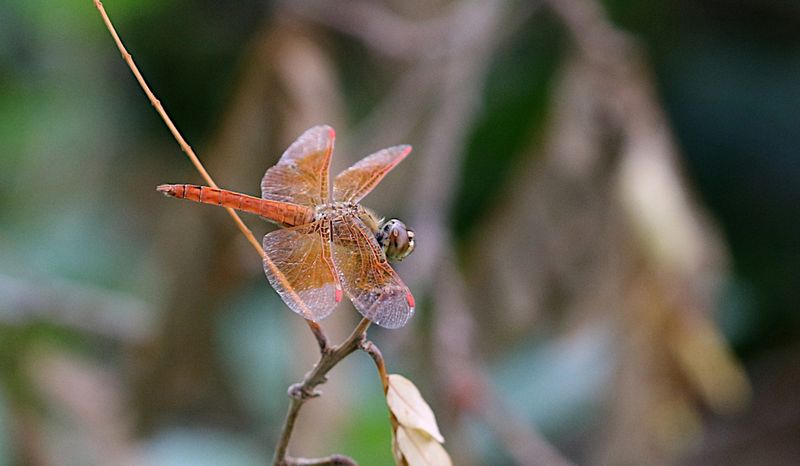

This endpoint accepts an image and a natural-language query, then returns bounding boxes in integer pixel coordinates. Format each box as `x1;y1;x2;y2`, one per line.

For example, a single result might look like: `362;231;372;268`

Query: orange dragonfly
157;126;416;329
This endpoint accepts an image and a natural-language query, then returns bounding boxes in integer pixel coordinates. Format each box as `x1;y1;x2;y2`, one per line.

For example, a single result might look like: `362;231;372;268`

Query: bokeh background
1;0;799;464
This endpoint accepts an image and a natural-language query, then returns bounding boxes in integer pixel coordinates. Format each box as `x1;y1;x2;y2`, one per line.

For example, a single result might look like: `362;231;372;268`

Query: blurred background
1;0;799;464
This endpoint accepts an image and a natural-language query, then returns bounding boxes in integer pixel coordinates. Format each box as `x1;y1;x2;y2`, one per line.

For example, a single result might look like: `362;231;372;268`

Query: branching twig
94;4;385;465
286;454;358;466
274;318;371;466
307;320;330;353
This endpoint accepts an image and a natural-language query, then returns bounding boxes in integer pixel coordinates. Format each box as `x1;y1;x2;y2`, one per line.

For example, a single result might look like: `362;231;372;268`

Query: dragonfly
157;125;416;329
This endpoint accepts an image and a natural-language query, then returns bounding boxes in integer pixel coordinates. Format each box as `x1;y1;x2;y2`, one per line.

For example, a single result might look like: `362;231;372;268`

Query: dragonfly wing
333;145;411;203
262;125;334;207
331;216;415;329
263;220;341;322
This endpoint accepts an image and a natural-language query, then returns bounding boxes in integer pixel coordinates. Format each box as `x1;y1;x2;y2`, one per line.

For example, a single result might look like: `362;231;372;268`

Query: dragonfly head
377;219;415;261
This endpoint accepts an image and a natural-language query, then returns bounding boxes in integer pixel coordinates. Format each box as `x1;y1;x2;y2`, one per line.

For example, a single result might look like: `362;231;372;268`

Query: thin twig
94;4;391;464
307;321;330;353
360;339;399;436
359;340;389;394
285;454;358;466
94;0;263;258
273;318;371;465
93;0;324;339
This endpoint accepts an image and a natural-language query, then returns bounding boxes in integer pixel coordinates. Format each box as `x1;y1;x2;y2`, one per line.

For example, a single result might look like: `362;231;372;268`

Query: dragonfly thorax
314;202;381;232
314;203;415;261
314;201;360;220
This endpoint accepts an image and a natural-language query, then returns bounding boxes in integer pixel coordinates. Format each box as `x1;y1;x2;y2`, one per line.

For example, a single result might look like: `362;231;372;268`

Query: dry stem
94;0;262;257
359;340;389;394
93;3;383;465
274;317;372;466
92;0;328;340
285;455;358;466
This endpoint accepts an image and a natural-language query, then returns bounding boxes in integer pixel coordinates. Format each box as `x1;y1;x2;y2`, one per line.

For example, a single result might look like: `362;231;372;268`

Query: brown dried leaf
395;426;453;466
387;374;444;443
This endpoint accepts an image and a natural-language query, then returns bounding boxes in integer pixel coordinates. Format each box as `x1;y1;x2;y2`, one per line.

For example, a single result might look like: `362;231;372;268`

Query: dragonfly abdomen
157;184;313;226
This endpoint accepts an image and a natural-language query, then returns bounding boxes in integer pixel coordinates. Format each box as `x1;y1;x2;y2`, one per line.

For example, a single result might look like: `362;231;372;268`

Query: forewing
261;125;334;207
263;221;341;322
331;216;415;329
333;145;411;203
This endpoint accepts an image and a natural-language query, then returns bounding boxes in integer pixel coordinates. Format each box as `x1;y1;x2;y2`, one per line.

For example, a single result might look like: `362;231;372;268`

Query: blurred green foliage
456;12;565;238
1;0;799;464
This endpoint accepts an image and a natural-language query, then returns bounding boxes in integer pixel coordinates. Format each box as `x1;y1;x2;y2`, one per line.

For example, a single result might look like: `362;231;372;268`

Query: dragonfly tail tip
157;184;178;197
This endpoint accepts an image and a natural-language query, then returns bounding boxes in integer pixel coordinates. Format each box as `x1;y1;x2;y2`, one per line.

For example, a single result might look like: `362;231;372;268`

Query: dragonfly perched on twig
158;126;416;329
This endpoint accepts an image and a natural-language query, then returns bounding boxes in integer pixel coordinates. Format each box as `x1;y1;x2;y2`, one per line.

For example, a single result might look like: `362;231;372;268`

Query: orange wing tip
406;292;415;308
335;288;343;303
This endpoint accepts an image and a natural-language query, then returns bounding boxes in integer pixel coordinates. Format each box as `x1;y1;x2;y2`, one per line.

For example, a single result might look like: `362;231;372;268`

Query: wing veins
263;253;313;317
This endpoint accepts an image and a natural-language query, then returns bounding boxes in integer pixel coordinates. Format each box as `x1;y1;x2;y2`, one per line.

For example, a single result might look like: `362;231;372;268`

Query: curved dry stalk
94;0;262;256
359;339;400;439
285;454;358;466
92;0;328;341
94;5;398;465
360;340;389;394
274;318;371;466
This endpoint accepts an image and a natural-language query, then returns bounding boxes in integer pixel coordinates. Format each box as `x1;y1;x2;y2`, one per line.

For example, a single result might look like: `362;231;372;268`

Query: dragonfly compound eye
378;219;415;261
